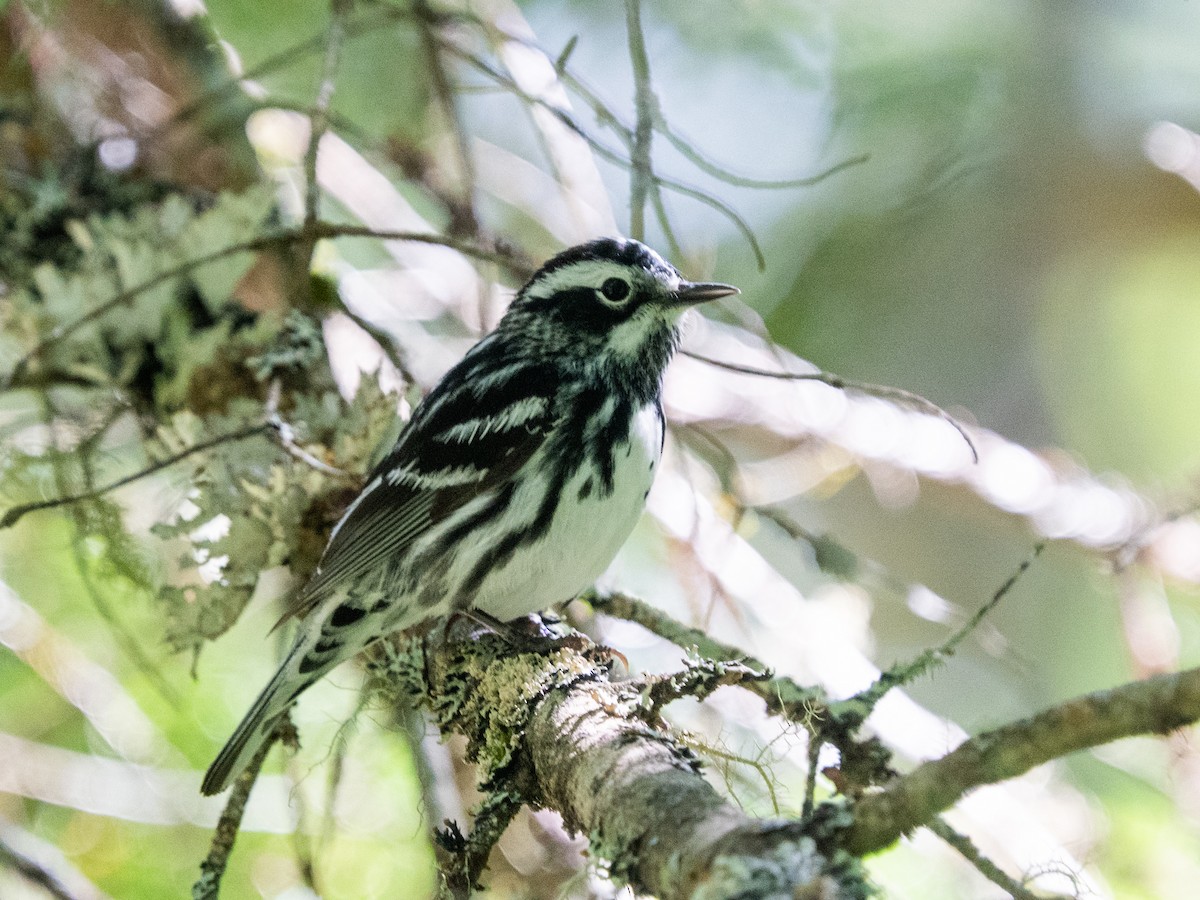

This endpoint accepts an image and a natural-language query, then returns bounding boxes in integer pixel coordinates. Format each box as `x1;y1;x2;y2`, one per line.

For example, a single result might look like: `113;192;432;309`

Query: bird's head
499;238;738;399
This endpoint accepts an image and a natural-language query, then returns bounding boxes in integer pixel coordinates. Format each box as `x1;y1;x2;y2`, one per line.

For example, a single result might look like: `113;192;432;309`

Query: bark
844;665;1200;856
369;618;868;900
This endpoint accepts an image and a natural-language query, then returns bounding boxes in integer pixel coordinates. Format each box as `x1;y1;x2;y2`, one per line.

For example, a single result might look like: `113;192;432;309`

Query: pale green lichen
453;643;599;779
692;837;872;900
365;635;427;705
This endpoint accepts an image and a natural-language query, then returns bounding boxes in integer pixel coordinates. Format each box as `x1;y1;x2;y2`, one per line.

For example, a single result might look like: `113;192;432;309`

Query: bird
200;237;739;795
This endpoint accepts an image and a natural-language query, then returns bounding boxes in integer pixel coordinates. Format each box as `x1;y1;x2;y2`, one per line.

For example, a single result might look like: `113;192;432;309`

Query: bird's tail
201;645;311;796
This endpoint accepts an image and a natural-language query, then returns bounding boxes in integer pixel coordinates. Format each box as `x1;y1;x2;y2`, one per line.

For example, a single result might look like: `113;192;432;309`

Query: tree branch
845;664;1200;856
927;817;1040;900
192;732;279;900
587;590;830;731
304;0;351;228
623;0;654;240
682;350;979;463
0;422;273;530
2;222;526;392
368;617;865;899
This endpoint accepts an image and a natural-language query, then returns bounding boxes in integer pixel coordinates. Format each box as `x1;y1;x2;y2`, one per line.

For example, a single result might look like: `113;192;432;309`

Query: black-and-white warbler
201;238;738;795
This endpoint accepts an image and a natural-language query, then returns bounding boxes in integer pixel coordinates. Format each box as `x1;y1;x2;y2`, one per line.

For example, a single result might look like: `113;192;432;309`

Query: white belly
473;401;662;620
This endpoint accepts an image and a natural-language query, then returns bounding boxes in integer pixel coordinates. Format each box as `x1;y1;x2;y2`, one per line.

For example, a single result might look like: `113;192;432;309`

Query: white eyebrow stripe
524;259;678;300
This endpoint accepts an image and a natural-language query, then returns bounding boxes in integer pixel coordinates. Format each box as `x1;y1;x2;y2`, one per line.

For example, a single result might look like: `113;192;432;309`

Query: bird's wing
274;361;557;625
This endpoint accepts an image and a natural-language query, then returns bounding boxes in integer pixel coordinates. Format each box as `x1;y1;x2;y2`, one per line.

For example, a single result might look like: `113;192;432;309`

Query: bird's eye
599;277;631;304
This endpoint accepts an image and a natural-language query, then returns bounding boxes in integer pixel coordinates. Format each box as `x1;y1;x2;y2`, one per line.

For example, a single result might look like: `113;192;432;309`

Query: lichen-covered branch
368;617;868;899
845;664;1200;856
192;733;280;900
588;591;830;730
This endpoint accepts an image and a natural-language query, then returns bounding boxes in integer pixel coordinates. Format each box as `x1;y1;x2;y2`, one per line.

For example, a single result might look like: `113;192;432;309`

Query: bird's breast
470;400;663;620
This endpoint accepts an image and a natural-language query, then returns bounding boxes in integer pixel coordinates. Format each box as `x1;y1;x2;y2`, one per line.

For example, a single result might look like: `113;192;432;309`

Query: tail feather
201;648;309;796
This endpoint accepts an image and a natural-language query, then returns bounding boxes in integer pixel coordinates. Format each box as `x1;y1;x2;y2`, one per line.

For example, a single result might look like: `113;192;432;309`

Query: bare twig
304;0;353;227
834;544;1044;722
415;0;478;233
683;349;980;463
4;237;275;389
656;116;870;189
845;663;1200;855
587;591;828;731
928;817;1041;900
437;37;767;268
0;423;273;530
311;223;526;271
192;735;278;900
623;0;654;240
649;182;684;260
153;6;406;141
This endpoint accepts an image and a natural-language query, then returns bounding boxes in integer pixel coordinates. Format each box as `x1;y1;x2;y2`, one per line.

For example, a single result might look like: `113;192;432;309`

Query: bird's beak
669;280;740;307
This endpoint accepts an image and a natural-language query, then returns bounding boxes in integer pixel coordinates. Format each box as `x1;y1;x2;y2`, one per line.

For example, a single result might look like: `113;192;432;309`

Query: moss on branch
367;616;869;899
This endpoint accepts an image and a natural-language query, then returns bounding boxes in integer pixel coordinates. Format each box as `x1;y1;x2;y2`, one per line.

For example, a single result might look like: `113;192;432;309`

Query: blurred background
3;0;1200;897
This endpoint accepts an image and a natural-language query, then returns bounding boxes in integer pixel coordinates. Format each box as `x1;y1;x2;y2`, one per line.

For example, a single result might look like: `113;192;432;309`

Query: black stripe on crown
525;238;676;289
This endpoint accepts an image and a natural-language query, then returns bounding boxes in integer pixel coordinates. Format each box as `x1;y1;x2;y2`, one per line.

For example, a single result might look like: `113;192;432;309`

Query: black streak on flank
330;604;366;628
593;396;633;497
454;387;605;595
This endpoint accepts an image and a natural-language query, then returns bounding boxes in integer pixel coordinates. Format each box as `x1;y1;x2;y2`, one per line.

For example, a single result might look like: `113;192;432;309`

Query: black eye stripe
600;277;630;302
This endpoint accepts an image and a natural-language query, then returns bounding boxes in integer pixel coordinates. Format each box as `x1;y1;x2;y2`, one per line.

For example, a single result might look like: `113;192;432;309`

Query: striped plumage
201;238;738;795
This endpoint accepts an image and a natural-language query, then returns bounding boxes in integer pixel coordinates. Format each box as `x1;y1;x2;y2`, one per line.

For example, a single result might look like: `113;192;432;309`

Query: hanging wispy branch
437;37;768;268
683;349;980;463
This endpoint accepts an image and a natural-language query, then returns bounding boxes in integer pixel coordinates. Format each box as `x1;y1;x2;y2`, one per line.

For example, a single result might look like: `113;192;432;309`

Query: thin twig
683;349;979;463
304;0;352;228
415;0;478;232
845;663;1200;855
1;423;273;530
560;57;869;193
438;37;767;268
588;591;829;731
192;735;278;900
309;223;523;271
154;6;408;141
649;184;683;260
656;115;870;189
835;544;1044;721
623;0;654;240
4;237;275;389
928;818;1041;900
